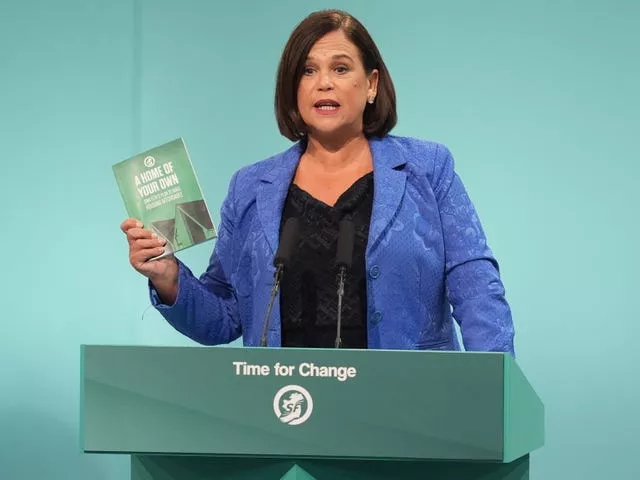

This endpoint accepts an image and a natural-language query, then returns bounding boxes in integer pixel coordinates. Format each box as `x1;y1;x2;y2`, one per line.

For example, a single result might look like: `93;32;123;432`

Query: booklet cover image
113;137;217;259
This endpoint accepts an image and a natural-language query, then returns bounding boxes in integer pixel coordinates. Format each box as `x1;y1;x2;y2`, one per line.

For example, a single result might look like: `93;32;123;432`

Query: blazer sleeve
432;145;515;355
148;171;243;345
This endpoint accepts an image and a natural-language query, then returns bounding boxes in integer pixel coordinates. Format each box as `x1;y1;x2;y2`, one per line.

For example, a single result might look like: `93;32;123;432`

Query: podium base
132;454;529;480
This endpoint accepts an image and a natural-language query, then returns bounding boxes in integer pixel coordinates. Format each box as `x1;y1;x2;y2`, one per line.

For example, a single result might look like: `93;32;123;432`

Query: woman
121;9;515;355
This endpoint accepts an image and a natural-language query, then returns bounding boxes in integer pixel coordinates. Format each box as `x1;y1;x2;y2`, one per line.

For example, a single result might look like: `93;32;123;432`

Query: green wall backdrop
1;0;638;478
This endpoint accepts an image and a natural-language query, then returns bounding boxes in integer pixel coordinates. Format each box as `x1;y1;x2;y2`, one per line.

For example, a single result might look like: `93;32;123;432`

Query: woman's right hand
120;218;179;304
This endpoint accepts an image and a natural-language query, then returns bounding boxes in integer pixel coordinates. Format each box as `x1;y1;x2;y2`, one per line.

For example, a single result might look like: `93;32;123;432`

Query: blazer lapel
256;143;303;256
368;137;407;254
256;137;406;257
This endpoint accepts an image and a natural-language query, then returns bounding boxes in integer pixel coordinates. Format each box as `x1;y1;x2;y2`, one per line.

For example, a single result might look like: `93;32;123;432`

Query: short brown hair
275;10;397;141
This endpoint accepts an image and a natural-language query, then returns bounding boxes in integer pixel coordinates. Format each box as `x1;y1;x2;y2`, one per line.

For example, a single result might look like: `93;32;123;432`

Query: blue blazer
151;135;515;355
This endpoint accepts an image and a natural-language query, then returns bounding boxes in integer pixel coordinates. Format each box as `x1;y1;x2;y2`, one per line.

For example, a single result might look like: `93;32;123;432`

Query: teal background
0;0;637;479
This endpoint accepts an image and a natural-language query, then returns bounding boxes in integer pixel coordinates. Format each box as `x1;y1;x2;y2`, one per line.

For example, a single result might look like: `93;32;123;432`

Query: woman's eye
303;67;315;75
335;66;349;73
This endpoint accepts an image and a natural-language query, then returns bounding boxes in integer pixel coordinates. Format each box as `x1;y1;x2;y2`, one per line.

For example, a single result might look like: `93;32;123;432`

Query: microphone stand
260;263;284;347
334;265;346;348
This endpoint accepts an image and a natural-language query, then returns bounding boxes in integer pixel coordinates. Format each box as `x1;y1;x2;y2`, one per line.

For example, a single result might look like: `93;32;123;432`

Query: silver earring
368;96;375;104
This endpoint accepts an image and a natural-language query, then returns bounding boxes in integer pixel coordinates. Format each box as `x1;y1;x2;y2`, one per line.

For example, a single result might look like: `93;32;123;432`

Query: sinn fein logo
143;155;156;168
273;385;313;425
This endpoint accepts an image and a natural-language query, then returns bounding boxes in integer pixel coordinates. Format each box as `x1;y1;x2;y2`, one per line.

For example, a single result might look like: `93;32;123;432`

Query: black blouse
279;172;374;348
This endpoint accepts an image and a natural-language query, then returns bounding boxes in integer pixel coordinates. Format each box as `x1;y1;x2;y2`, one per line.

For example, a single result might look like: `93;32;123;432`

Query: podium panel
81;345;543;479
131;454;530;480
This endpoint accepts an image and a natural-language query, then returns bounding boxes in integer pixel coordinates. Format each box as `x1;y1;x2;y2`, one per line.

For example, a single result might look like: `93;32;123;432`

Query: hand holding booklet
113;138;217;260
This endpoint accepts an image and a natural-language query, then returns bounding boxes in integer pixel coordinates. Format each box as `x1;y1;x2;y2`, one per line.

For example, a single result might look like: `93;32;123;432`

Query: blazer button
372;311;383;324
369;265;380;279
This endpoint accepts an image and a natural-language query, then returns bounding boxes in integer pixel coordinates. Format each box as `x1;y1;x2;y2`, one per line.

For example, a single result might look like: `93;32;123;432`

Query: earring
368;96;375;104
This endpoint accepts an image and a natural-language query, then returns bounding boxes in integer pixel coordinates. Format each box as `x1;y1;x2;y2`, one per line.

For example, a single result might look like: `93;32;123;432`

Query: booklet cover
113;138;217;259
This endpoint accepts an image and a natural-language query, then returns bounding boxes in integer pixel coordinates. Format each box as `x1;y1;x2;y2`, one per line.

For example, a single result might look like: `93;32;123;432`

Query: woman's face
297;30;378;141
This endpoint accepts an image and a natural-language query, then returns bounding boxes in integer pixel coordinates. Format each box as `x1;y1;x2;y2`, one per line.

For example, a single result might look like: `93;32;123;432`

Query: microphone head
336;218;355;269
274;217;300;268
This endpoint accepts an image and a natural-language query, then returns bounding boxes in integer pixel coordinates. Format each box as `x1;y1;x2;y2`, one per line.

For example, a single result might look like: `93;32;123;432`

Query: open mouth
313;100;340;112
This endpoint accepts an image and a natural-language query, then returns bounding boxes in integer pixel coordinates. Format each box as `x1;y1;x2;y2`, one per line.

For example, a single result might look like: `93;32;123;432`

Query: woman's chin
306;123;362;141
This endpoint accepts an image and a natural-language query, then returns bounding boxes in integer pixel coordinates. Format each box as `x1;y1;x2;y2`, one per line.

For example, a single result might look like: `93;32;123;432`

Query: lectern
81;345;543;479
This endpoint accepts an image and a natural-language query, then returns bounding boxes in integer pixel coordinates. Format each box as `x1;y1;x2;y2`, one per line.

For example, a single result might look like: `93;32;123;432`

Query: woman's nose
317;71;334;90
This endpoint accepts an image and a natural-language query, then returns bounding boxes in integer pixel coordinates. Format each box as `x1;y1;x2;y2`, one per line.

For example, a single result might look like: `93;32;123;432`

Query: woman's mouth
313;100;340;114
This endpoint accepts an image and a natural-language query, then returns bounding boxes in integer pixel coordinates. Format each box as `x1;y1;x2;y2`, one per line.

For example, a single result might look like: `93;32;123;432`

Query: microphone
260;217;300;347
334;218;355;348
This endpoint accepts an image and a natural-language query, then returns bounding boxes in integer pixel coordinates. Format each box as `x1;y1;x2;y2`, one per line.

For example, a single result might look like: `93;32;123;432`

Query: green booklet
113;138;217;259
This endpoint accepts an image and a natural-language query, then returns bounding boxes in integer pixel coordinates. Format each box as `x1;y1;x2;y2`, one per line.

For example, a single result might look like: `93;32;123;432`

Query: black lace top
279;172;374;348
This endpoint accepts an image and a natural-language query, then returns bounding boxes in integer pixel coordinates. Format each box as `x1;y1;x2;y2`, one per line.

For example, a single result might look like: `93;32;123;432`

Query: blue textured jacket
151;135;515;355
